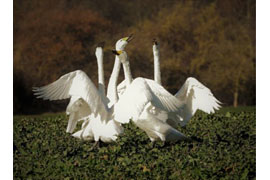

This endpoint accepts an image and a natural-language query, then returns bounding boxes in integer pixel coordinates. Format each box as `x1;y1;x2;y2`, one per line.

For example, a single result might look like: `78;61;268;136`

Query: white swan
116;39;220;130
33;36;133;145
112;50;188;142
152;39;221;126
72;42;121;142
72;36;134;142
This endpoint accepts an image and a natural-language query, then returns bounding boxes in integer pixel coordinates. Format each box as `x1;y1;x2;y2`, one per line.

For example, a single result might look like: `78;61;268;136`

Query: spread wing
33;70;108;118
175;77;221;126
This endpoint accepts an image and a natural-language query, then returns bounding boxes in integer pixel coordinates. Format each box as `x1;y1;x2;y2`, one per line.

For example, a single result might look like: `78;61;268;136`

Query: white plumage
72;37;133;142
114;78;182;123
174;77;221;126
33;70;106;133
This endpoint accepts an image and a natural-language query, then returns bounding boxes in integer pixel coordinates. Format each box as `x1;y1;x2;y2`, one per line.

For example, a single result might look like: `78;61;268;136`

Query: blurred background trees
14;0;255;114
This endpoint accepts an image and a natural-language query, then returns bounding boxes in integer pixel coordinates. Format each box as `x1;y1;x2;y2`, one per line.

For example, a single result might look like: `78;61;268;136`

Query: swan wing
113;78;152;123
65;96;91;133
33;70;108;117
114;78;182;124
117;80;127;96
175;77;221;126
145;79;182;113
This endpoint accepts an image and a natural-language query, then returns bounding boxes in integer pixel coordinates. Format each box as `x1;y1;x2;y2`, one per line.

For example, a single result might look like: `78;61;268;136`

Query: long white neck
96;47;109;110
96;48;105;97
107;56;121;106
122;59;133;86
153;45;161;85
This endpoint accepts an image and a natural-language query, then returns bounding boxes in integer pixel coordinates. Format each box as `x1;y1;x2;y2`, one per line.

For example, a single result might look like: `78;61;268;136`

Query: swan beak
153;38;158;45
123;34;134;42
112;50;122;55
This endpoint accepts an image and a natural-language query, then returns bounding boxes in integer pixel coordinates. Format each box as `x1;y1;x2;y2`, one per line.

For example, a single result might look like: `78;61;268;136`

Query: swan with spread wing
72;36;134;142
116;39;221;128
112;50;188;142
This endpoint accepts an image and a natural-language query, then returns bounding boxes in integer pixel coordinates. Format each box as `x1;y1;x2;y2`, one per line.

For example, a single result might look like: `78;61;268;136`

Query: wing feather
114;78;182;124
114;78;153;123
175;77;221;126
116;80;127;96
33;70;107;117
145;79;182;113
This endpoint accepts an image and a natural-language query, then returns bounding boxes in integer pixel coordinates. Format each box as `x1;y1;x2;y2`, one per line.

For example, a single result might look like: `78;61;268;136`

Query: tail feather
163;127;187;142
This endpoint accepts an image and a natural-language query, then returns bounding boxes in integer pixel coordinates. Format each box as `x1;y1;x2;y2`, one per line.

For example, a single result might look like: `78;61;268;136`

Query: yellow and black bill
112;50;122;55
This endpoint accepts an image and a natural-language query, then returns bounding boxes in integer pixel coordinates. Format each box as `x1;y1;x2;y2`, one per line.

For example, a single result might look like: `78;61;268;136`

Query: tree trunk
234;69;241;108
233;91;238;107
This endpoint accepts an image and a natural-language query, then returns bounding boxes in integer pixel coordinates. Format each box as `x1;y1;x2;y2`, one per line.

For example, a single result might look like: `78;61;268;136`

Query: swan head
95;42;105;58
153;38;160;52
115;34;133;51
153;38;159;46
111;50;128;63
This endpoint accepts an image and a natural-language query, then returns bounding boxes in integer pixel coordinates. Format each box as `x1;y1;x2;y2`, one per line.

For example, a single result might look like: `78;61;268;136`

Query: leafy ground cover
14;107;255;179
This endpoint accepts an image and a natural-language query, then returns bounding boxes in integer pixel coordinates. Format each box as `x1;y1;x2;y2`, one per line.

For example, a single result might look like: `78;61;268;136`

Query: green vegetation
14;107;255;179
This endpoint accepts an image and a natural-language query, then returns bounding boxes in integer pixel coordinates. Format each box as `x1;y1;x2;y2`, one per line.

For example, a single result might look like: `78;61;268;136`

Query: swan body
72;113;123;142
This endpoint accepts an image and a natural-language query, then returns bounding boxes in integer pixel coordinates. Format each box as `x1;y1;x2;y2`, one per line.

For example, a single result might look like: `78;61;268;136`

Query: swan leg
90;141;100;150
161;141;166;147
149;141;156;148
190;136;203;143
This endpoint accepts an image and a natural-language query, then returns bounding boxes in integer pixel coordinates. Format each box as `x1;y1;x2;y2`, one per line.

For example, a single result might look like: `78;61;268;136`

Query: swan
71;42;119;142
152;39;221;126
33;36;133;145
72;36;134;142
106;37;129;107
112;50;188;143
116;39;220;130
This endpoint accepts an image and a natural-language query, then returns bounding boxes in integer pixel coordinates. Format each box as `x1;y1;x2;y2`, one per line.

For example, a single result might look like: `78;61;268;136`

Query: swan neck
107;56;121;104
96;50;106;97
153;47;161;85
122;60;133;86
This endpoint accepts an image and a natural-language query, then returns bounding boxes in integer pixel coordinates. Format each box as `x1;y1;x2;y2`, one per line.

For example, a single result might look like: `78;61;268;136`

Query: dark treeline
14;0;256;114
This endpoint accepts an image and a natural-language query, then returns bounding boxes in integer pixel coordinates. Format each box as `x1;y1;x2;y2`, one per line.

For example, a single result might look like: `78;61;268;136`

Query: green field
14;107;256;179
